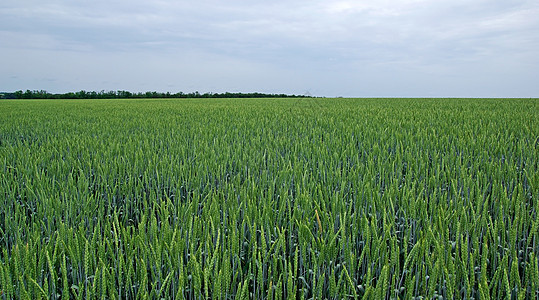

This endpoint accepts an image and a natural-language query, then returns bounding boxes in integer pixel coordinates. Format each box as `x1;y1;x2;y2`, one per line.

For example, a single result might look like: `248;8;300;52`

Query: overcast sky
1;0;538;97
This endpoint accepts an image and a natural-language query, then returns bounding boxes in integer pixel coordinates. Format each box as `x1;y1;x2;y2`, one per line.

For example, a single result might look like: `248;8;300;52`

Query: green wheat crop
0;97;537;299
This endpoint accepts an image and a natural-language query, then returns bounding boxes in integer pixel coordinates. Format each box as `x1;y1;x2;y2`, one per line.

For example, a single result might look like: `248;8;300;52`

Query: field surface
0;98;538;299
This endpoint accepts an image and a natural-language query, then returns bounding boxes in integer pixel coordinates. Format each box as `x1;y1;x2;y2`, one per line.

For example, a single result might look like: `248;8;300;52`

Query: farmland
0;98;538;299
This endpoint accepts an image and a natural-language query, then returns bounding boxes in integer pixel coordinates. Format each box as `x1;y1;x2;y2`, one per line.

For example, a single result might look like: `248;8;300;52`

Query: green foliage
0;98;537;299
10;90;310;99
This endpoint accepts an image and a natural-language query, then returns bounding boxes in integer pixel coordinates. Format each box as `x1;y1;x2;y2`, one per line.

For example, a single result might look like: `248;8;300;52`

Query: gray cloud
1;0;538;96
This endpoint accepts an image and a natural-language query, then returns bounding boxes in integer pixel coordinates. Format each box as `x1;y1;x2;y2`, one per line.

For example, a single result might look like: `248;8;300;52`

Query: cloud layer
2;0;538;96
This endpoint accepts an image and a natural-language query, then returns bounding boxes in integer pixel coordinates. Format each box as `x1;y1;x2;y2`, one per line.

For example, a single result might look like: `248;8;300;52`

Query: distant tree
23;90;34;99
8;89;309;99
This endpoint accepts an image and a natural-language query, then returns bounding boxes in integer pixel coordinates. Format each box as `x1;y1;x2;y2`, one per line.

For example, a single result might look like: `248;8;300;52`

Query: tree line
1;90;309;99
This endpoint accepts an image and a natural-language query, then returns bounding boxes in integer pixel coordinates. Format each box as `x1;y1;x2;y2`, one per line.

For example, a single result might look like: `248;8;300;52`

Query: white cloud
1;0;538;96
